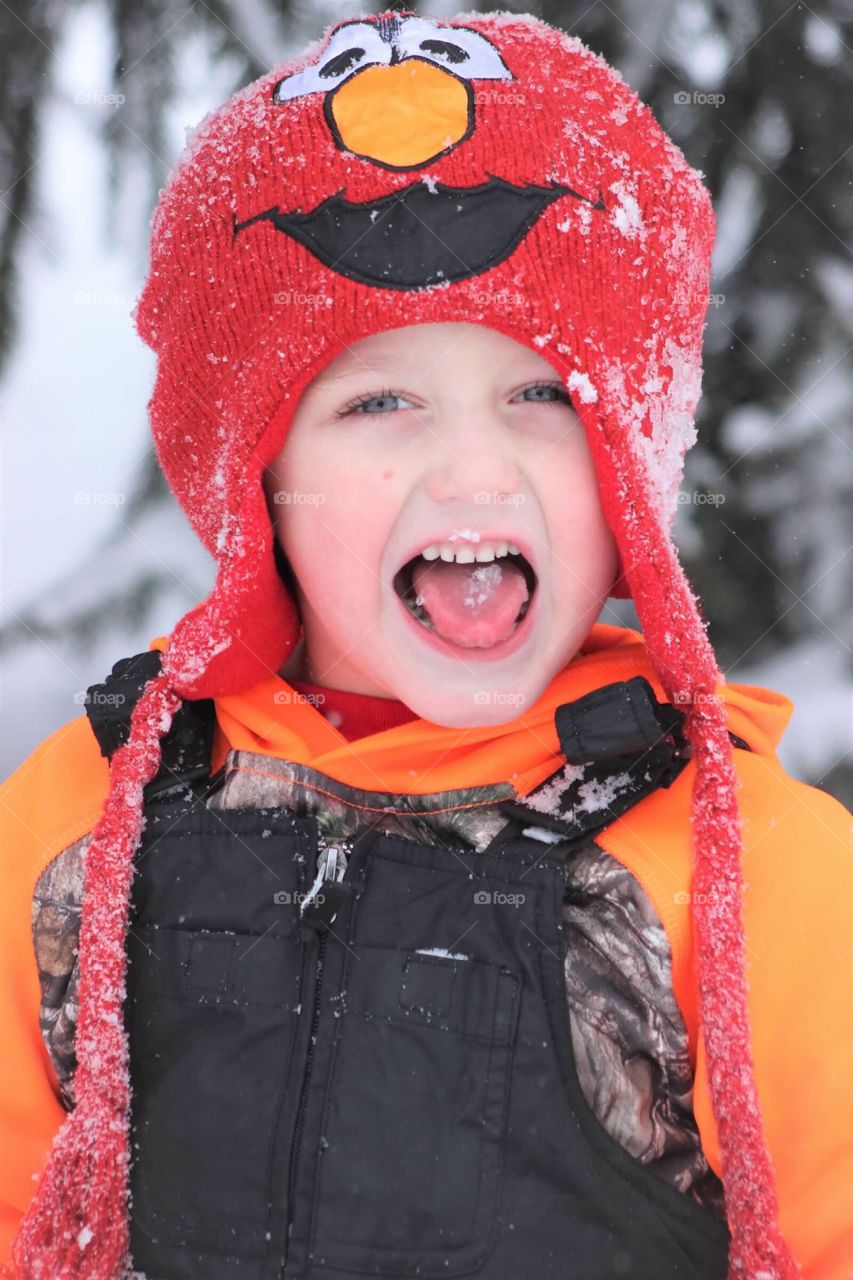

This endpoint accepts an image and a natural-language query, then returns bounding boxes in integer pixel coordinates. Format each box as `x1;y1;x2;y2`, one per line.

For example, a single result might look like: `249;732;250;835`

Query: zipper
300;839;350;918
281;837;351;1275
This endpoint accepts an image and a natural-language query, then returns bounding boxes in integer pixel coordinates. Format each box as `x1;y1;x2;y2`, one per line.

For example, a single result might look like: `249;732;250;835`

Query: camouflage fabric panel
30;834;88;1110
208;748;517;852
563;841;726;1219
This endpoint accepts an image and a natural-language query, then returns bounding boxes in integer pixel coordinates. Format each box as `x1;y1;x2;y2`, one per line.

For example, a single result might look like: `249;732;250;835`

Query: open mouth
392;549;538;648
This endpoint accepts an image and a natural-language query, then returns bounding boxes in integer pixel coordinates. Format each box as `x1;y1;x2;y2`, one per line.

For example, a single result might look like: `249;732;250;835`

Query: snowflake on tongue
463;563;503;607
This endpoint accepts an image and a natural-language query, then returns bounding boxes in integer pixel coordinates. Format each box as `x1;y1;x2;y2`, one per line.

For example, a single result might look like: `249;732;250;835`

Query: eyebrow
317;355;403;384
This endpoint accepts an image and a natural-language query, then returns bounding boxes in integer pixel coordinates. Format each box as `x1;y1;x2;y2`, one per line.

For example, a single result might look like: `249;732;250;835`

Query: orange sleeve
0;714;111;1271
693;757;853;1280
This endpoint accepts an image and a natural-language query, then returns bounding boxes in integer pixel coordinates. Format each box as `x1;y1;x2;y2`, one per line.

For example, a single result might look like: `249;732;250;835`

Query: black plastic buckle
84;649;216;800
555;676;685;766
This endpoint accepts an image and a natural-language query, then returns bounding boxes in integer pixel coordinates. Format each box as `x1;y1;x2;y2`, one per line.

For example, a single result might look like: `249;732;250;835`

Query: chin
400;682;539;730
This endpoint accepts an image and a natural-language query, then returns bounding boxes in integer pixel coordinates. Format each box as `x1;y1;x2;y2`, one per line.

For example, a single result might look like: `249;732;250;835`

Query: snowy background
1;0;851;804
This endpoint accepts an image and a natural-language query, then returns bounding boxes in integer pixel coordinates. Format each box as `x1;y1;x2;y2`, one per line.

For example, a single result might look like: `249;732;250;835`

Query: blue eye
336;388;413;418
516;382;572;404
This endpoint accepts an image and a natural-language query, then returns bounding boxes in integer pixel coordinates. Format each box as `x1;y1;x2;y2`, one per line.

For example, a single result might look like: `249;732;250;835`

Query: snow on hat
13;10;799;1279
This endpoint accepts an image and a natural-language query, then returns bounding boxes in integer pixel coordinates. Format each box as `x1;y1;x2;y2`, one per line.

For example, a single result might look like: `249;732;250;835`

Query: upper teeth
420;539;521;564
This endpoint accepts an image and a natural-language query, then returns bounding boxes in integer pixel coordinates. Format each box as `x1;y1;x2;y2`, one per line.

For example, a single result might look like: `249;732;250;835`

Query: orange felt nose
329;60;471;169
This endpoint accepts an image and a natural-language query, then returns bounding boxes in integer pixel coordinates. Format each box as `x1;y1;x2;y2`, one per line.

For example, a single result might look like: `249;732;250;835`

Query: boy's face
263;322;619;727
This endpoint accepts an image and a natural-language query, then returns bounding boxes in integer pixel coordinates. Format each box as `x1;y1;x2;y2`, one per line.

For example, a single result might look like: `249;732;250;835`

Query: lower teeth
409;594;434;631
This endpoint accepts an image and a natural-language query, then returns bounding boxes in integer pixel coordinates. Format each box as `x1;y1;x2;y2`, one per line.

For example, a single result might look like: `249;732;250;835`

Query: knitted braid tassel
604;431;802;1280
11;673;184;1280
686;695;800;1280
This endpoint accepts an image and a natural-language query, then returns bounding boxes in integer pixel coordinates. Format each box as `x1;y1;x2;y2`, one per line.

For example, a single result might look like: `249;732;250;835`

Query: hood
148;622;793;796
713;679;793;759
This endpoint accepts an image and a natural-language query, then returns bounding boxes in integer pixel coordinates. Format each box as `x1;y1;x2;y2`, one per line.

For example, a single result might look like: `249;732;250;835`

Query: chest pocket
310;945;521;1276
126;922;300;1256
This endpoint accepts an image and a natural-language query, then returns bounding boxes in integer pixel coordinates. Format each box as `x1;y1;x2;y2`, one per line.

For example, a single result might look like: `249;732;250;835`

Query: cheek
270;446;332;576
277;462;395;603
539;447;617;565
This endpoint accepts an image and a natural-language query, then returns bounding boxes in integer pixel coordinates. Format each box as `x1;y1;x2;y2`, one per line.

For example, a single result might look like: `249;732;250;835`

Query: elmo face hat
13;14;801;1280
132;7;716;699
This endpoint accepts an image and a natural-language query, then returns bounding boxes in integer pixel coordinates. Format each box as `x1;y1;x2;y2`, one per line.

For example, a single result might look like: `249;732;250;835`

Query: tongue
411;557;529;649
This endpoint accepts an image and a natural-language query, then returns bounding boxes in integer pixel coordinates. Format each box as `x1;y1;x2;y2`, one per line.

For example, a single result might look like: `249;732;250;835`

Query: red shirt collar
289;678;418;741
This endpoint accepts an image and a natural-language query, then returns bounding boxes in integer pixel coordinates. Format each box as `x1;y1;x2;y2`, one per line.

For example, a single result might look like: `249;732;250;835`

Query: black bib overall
85;653;733;1279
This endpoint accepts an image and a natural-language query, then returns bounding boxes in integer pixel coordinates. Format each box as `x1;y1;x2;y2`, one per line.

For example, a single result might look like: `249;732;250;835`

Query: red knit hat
13;11;800;1279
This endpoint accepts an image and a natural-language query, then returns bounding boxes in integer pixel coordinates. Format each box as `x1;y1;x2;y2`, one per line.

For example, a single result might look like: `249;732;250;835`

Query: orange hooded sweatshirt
0;623;850;1277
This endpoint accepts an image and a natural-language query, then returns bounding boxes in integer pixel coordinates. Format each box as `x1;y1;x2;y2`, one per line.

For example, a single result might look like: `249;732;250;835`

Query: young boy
1;10;849;1280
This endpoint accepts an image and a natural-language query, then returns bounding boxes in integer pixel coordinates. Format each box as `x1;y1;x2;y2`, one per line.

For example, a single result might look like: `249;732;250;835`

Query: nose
328;60;472;169
425;415;523;507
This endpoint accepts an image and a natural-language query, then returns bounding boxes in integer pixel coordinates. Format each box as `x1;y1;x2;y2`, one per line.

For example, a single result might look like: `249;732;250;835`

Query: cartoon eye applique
273;22;391;102
272;16;514;171
272;16;513;106
392;16;512;79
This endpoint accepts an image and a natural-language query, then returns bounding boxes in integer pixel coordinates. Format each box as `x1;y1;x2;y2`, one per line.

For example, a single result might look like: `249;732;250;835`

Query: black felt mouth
393;551;537;628
233;174;604;290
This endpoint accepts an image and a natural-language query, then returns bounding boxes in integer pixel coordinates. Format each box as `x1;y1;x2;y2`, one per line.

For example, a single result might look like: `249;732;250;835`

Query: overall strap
498;676;751;846
83;649;217;801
